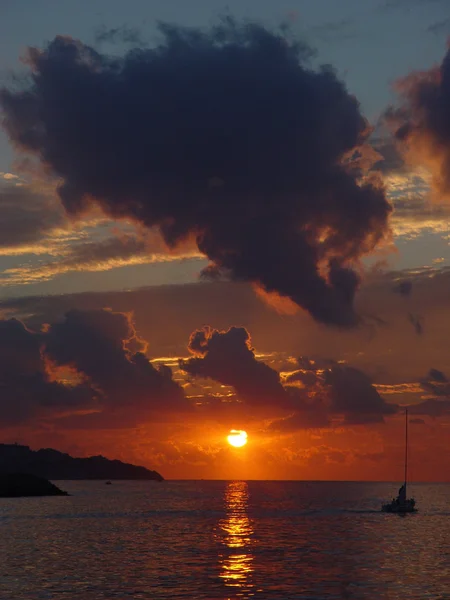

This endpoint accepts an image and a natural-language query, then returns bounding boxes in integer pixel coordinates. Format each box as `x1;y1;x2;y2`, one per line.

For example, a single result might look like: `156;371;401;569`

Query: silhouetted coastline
0;444;164;481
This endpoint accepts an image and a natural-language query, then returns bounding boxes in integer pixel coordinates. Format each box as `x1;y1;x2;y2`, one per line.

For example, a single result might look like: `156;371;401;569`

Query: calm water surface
1;480;449;599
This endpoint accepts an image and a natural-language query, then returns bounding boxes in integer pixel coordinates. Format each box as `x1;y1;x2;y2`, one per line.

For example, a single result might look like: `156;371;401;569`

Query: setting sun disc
227;430;248;448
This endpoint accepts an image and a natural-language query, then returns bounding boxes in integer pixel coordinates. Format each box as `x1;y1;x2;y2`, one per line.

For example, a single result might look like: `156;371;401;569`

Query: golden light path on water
216;481;256;598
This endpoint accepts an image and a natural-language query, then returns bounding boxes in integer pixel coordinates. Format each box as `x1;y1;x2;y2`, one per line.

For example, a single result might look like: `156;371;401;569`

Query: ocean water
1;480;449;599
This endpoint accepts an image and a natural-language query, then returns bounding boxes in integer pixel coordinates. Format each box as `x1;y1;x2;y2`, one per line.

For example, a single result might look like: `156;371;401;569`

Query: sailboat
381;408;417;513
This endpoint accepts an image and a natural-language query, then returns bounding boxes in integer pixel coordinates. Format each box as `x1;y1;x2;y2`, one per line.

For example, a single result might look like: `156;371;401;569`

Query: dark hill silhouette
0;444;164;481
0;473;68;497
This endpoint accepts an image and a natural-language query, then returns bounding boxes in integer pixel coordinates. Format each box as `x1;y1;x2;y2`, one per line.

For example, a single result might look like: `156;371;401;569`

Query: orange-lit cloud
386;48;450;203
0;20;394;328
0;145;447;297
252;285;300;316
0;232;203;285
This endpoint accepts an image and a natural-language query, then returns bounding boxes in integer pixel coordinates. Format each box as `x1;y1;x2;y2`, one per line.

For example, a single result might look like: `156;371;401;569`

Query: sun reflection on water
217;481;255;598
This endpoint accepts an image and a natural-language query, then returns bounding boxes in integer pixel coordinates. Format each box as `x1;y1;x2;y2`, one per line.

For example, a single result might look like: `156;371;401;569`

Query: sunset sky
1;0;450;480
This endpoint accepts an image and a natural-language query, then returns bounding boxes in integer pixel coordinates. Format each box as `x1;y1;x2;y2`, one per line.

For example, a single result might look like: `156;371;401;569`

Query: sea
1;480;449;599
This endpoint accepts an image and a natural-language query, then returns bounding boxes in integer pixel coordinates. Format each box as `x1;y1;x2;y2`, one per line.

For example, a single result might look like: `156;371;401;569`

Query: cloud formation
323;363;396;423
386;46;450;197
180;326;287;405
279;357;396;427
0;18;391;327
409;398;450;417
394;279;412;296
1;292;445;439
420;367;450;396
3;267;450;383
0;318;93;426
427;17;450;35
0;179;68;254
44;308;185;413
0;308;186;427
180;326;395;429
0;231;202;286
94;25;144;46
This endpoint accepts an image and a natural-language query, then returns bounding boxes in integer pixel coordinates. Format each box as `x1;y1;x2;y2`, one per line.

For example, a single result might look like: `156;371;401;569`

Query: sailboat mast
404;407;408;489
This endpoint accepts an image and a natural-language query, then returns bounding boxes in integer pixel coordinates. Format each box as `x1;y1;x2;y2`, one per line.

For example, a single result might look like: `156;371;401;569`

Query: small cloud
428;368;448;383
268;409;329;432
393;279;412;297
409;398;450;417
94;25;144;45
427;17;450;35
375;382;424;395
406;313;424;336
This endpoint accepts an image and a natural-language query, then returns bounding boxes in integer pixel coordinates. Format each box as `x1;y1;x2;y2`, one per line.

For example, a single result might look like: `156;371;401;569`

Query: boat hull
381;499;417;513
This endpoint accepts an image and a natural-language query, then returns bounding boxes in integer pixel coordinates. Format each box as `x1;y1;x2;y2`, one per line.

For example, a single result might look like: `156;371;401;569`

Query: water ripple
0;480;449;598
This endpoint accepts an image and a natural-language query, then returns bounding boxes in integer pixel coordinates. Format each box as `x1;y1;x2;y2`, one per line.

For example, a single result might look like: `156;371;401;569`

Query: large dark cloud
0;19;391;327
385;46;450;195
44;308;185;412
0;308;186;427
0;318;93;426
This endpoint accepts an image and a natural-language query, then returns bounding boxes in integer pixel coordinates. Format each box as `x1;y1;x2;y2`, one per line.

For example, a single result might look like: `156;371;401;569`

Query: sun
227;429;248;448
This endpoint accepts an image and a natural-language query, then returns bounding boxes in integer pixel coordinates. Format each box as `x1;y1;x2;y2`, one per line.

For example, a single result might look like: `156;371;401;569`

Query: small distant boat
105;481;112;485
382;408;417;513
